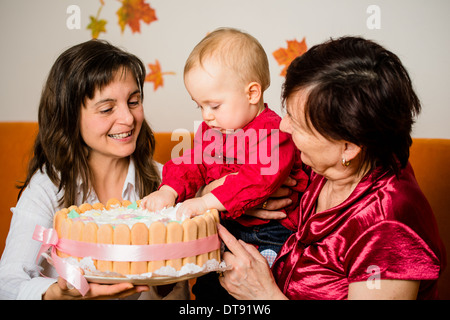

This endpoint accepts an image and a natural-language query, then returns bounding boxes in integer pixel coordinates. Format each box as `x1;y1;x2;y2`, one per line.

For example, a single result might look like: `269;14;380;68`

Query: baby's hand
141;186;177;212
176;198;208;220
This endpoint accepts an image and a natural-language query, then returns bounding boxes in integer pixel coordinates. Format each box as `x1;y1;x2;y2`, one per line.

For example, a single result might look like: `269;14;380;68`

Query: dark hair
282;36;421;175
19;39;161;206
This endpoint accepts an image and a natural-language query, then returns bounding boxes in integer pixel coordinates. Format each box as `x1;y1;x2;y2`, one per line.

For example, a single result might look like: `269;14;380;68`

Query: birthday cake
52;198;221;276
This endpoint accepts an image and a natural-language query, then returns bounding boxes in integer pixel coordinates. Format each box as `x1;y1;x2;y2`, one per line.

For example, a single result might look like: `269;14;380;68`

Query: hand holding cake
0;40;179;300
43;275;149;300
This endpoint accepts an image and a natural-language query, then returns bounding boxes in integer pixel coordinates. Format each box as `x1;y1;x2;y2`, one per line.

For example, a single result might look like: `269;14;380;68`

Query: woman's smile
108;129;134;140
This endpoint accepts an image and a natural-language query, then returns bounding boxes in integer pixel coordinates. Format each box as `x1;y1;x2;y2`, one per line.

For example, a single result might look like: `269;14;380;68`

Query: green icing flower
127;201;139;209
68;209;80;219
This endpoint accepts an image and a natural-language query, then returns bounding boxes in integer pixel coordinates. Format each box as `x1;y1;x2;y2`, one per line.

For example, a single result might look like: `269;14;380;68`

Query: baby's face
184;60;260;134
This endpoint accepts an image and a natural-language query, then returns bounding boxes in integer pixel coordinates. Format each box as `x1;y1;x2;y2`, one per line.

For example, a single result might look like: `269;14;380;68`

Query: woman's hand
246;176;297;220
43;277;149;300
197;174;298;220
217;224;288;300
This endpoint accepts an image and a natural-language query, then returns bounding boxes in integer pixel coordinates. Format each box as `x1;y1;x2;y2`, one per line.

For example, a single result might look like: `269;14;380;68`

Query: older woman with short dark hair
218;36;445;300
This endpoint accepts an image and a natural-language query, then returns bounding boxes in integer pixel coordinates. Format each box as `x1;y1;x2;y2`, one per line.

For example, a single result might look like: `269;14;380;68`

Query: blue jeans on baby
222;219;293;264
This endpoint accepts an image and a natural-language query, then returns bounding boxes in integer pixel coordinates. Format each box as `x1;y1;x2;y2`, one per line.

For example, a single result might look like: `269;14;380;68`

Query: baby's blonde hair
184;27;270;91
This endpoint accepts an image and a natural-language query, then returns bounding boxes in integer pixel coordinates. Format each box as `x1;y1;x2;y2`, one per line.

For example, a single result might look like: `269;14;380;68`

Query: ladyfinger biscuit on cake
97;224;114;272
121;200;132;208
166;222;183;271
70;220;84;241
193;216;208;267
209;209;220;224
204;214;220;261
131;223;149;275
78;203;93;213
92;202;105;211
149;221;166;273
82;222;98;268
67;205;80;213
106;198;121;210
57;217;72;258
182;219;198;265
113;224;131;275
70;220;84;261
54;210;68;237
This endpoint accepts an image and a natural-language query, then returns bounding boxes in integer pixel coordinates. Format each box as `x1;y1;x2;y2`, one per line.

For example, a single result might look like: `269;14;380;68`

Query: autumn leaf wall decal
87;0;157;38
145;60;176;91
273;38;308;76
86;1;172;92
87;16;107;39
87;0;107;39
117;0;157;33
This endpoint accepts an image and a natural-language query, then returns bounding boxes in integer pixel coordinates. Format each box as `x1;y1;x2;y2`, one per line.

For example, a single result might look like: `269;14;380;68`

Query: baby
142;28;308;255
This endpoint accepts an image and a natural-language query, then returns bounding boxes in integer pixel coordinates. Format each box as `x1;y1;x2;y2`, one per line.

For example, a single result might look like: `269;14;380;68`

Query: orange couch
1;122;449;299
0;123;192;253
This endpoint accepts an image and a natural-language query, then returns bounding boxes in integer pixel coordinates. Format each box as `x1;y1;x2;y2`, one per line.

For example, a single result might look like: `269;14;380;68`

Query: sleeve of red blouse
161;151;206;202
160;126;207;202
345;221;441;283
210;129;297;219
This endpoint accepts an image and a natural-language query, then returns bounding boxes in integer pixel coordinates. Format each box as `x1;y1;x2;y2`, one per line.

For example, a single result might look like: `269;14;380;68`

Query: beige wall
1;0;449;138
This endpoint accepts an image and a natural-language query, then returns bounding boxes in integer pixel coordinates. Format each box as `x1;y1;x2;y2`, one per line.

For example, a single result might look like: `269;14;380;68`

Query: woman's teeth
109;131;132;139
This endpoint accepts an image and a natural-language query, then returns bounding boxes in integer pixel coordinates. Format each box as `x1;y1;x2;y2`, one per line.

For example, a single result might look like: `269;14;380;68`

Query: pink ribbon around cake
32;225;221;296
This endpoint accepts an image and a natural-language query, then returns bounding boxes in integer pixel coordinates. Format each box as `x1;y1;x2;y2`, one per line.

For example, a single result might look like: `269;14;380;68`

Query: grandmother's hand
198;175;298;221
245;176;297;220
217;224;288;300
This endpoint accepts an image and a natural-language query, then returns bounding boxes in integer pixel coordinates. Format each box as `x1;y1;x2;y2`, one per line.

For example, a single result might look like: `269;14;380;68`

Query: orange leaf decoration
273;38;308;76
145;60;175;91
117;0;157;33
87;16;107;39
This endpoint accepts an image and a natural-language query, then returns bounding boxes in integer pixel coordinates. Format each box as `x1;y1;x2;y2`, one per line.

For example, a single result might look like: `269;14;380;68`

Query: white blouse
0;160;172;300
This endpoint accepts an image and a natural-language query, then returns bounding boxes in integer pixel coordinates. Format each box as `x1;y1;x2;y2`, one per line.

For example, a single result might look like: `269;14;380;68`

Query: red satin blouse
271;163;446;299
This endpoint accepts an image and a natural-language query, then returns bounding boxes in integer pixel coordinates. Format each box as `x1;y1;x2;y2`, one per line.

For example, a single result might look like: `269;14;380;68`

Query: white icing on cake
68;203;185;227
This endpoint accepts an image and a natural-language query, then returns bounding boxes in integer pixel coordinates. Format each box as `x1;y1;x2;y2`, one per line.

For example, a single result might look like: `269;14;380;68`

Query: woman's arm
348;280;420;300
0;171;61;299
218;223;421;300
217;224;288;300
0;171;149;300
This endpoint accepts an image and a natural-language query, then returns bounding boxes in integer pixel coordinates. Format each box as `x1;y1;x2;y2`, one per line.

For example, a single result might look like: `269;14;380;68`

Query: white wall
1;0;449;138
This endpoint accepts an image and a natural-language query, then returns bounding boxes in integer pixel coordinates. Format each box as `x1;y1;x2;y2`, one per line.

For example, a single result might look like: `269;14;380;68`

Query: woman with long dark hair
0;40;177;299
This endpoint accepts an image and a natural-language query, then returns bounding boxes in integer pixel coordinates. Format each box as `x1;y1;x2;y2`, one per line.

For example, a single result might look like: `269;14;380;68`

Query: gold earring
342;158;351;167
